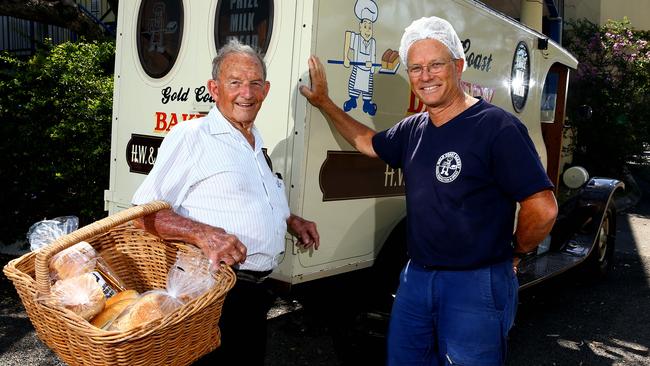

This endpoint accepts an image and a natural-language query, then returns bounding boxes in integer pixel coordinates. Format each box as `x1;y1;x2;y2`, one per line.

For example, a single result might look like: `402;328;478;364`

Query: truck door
540;63;570;191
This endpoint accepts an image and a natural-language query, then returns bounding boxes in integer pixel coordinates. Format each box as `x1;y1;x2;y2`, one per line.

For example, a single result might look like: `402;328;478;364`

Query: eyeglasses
406;60;454;77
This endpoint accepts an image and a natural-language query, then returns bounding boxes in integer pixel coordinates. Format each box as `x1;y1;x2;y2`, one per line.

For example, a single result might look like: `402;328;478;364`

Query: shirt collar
207;106;264;151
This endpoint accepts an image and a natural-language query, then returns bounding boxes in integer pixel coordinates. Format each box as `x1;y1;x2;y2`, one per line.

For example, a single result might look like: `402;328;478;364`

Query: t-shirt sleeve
491;119;553;201
131;127;193;208
372;121;407;169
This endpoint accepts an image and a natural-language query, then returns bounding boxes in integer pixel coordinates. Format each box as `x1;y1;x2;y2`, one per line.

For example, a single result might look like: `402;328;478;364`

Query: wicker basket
3;200;236;366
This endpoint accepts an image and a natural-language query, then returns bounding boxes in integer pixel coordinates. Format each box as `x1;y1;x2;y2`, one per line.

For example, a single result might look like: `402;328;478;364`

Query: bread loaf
49;241;98;281
50;272;106;320
108;291;182;331
91;296;139;329
381;48;400;70
105;289;139;308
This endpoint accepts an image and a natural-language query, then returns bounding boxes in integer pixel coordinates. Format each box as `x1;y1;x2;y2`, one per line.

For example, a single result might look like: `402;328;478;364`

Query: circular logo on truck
435;152;462;183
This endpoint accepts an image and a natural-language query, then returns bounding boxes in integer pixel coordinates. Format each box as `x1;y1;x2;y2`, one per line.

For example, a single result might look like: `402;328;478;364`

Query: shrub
563;18;650;177
0;40;114;244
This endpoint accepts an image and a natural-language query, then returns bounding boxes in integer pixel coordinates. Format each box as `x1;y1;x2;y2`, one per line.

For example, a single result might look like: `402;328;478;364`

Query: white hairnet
399;16;467;71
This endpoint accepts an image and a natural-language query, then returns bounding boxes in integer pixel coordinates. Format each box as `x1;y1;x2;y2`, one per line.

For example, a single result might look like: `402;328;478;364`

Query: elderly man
132;39;319;365
300;16;557;365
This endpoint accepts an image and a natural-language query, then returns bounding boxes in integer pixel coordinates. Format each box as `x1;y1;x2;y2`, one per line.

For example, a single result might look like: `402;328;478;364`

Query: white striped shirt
132;107;290;271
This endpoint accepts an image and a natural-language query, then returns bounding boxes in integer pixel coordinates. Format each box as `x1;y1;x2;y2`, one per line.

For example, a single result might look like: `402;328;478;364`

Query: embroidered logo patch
435;152;462;183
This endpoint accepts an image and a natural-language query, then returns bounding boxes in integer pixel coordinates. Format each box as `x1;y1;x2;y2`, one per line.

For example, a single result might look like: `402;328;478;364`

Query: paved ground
1;165;649;365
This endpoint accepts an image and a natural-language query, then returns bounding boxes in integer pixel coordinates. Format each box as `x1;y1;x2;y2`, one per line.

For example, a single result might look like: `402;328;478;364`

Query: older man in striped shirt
132;39;319;365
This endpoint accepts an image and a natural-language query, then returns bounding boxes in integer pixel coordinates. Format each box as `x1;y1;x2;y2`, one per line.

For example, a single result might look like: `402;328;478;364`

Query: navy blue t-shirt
372;99;553;269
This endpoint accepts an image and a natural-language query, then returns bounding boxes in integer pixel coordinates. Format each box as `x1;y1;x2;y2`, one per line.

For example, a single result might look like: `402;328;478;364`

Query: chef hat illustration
399;16;467;71
355;0;378;22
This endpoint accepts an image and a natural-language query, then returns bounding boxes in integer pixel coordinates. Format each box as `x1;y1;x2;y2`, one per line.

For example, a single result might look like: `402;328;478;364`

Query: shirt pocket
271;176;290;219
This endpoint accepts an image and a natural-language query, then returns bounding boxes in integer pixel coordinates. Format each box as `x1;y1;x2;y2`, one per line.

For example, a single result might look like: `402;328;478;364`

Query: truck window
540;64;570;190
511;41;530;113
136;0;184;78
214;0;274;53
541;71;559;122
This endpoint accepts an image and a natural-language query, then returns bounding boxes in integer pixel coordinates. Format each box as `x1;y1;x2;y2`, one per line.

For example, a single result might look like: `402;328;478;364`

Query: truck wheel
585;207;615;278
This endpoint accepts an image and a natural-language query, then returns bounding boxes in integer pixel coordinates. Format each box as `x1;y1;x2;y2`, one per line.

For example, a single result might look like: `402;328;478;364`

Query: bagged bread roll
108;291;182;331
49;241;98;282
49;241;127;298
50;272;106;320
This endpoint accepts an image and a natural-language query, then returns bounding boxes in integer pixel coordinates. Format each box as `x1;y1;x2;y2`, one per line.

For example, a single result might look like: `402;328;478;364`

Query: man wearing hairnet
300;16;557;365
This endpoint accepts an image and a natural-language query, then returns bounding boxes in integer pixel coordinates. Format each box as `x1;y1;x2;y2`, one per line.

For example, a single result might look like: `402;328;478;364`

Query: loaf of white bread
107;291;183;331
50;272;106;320
90;289;139;329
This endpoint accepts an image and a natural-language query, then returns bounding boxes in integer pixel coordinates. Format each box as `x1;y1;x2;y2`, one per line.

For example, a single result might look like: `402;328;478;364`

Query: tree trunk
0;0;107;40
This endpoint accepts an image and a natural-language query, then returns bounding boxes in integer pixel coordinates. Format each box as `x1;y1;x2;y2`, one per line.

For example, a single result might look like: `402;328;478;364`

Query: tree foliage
0;40;115;244
563;18;650;177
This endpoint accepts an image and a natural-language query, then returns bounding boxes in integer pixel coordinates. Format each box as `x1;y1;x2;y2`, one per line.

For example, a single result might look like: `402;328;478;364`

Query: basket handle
35;200;172;294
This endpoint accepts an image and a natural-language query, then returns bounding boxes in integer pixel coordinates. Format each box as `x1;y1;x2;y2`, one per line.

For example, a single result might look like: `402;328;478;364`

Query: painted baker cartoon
343;0;379;116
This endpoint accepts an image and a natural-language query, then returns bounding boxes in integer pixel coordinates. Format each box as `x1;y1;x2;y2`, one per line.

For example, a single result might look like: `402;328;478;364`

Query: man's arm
287;214;320;250
513;189;558;264
134;209;247;268
299;55;378;157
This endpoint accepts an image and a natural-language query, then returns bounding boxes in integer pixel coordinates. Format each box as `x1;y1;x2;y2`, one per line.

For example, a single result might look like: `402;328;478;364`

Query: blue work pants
387;259;518;365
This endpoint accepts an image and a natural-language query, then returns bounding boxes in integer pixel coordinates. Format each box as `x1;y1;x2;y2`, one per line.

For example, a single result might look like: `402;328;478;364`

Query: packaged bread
104;248;216;332
107;290;182;331
50;272;106;320
49;241;98;281
49;241;126;298
91;290;139;329
166;247;216;303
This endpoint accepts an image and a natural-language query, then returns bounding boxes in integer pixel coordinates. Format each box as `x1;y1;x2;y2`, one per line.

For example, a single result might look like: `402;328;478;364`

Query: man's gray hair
212;38;267;80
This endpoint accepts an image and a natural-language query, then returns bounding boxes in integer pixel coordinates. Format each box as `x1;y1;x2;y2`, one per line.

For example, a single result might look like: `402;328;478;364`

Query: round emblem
435;152;462;183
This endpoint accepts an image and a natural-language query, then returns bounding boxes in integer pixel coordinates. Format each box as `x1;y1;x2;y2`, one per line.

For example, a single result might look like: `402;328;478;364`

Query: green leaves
0;40;115;244
564;18;650;176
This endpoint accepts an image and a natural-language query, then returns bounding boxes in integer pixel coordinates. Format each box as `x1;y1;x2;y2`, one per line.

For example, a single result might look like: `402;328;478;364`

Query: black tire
585;207;616;278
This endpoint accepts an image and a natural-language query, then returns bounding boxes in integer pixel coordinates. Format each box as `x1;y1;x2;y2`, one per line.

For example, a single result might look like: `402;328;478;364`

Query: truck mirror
577;105;593;120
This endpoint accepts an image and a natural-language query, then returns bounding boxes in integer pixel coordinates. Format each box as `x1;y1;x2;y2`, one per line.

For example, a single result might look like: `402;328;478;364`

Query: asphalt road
1;167;649;366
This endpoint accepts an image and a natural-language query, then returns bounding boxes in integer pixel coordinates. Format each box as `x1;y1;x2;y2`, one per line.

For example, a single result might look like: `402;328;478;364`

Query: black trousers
194;276;275;365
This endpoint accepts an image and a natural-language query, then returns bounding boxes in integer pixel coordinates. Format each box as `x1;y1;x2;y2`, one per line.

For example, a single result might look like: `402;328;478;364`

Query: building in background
0;0;116;56
564;0;650;29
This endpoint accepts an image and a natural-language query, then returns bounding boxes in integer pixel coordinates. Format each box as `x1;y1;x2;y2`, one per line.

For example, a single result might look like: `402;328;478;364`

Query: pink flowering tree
564;18;650;176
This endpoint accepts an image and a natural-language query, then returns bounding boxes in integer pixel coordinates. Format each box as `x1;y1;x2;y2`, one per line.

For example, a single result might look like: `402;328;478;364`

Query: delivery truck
105;0;623;303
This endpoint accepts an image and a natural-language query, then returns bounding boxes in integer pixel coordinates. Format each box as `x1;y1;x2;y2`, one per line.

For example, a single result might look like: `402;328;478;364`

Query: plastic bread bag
166;246;216;304
48;241;98;282
27;216;79;252
104;248;215;332
38;272;107;321
107;289;183;331
47;241;127;297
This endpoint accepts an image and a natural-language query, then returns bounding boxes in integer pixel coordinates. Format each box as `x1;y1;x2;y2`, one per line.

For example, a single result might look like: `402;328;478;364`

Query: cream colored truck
105;0;622;292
